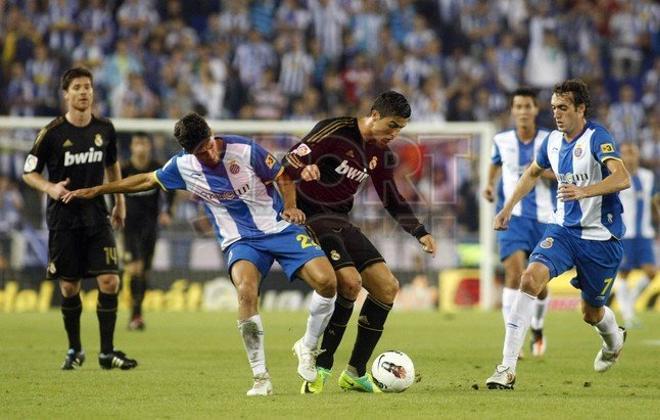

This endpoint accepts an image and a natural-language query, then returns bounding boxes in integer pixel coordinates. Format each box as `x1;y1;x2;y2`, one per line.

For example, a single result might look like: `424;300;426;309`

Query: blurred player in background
283;91;436;393
615;143;658;328
486;79;630;389
22;67;137;370
122;132;175;331
483;88;555;357
64;113;337;396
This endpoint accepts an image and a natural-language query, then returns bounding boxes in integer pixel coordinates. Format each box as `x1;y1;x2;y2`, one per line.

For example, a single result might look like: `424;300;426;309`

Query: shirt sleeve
154;156;186;190
250;141;282;182
105;123;118;166
590;128;621;164
23;127;50;174
535;135;551;169
491;141;502;165
371;148;429;239
282;120;334;180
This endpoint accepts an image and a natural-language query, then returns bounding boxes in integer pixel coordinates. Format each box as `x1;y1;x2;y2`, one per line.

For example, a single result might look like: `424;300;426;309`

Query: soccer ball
371;350;415;392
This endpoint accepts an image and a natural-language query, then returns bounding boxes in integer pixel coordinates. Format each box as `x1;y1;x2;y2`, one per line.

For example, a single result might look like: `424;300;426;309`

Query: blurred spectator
0;175;23;272
524;29;567;89
278;33;314;98
608;84;645;144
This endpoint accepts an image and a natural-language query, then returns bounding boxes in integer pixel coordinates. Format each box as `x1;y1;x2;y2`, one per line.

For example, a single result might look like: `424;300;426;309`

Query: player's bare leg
338;262;397;393
232;260;272;396
295;257;337;383
96;274;137;370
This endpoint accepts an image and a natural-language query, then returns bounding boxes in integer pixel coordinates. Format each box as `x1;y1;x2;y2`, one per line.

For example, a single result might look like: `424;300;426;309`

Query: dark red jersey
283;117;428;239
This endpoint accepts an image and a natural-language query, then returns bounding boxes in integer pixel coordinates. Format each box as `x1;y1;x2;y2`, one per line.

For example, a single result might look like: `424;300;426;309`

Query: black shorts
47;224;119;281
307;216;384;272
123;224;157;270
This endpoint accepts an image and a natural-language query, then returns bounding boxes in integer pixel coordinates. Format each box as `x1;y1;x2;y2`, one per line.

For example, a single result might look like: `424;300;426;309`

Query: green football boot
338;370;382;393
300;367;332;394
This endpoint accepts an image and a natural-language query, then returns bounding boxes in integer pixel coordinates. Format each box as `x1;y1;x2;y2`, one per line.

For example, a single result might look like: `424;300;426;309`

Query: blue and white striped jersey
154;136;289;250
619;167;655;239
492;128;555;223
535;121;625;240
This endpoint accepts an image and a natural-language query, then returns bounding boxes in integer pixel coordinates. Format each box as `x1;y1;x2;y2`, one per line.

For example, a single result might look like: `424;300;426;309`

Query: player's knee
582;310;601;325
236;282;258;308
520;271;542;296
314;270;337;298
97;274;119;294
505;269;523;289
380;275;400;302
59;281;80;297
338;274;362;299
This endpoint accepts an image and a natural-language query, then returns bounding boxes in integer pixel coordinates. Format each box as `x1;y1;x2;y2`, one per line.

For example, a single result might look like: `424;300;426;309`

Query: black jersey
24;115;118;230
122;160;172;229
283;117;428;239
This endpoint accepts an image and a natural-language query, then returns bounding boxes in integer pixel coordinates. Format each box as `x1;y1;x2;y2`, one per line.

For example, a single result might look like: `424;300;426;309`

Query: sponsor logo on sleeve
24;154;38;172
600;143;614;153
265;154;276;169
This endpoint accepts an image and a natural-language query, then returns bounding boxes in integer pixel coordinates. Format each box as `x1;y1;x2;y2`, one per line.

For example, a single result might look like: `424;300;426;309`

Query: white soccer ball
371;350;415;392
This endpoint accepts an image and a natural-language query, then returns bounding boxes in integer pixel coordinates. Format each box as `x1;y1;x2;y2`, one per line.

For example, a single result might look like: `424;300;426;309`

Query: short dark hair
553;79;591;116
371;90;411;119
61;67;94;91
509;87;538;107
174;113;212;153
131;131;152;142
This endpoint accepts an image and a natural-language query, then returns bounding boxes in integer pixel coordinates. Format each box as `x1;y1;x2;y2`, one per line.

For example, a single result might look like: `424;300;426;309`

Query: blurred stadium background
0;0;658;315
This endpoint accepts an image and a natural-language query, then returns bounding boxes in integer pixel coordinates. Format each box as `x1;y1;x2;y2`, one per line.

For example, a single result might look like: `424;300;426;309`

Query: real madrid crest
369;156;378;170
94;133;103;147
330;250;341;261
540;237;554;249
48;262;57;274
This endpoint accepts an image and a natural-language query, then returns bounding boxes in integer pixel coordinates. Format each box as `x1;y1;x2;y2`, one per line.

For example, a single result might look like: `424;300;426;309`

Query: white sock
501;287;517;324
594;306;623;351
238;314;267;376
616;279;635;322
530;295;550;330
303;291;337;349
632;275;650;300
502;291;536;370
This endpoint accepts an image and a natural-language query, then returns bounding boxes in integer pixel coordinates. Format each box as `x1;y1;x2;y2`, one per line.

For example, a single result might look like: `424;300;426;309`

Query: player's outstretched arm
23;172;70;200
61;172;159;203
557;158;630;202
495;162;544;230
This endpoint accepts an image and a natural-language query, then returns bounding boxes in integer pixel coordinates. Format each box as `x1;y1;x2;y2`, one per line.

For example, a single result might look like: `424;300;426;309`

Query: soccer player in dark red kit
283;91;437;393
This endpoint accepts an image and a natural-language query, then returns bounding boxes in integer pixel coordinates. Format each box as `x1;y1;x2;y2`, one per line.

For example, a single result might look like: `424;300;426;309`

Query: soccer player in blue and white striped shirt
484;87;555;357
616;143;657;328
63;113;338;396
486;79;631;390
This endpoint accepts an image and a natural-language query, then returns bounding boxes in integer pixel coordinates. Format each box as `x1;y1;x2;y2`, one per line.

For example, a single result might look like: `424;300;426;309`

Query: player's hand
482;185;495;202
301;164;320;181
48;178;70;201
61;186;99;203
494;209;512;230
418;234;436;257
111;202;126;230
557;184;585;202
281;208;306;224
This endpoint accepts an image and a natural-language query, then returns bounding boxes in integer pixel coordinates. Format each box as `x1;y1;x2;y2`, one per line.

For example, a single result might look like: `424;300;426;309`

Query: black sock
130;274;147;318
348;295;392;376
61;294;82;352
316;295;355;370
97;292;117;354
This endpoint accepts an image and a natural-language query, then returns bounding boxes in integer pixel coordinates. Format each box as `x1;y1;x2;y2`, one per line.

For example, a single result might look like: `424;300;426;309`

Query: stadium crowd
0;0;658;272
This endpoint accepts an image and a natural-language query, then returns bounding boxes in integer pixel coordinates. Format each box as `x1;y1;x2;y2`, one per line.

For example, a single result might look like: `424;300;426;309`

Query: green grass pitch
1;310;659;418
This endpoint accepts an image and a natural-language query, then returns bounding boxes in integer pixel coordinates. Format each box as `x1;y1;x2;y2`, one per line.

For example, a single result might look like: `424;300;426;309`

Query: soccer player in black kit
283;91;437;393
22;67;137;370
122;132;174;331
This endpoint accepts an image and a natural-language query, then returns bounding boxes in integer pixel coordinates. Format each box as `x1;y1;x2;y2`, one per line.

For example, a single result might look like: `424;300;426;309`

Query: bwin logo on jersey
335;160;368;182
64;148;103;167
558;172;589;184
